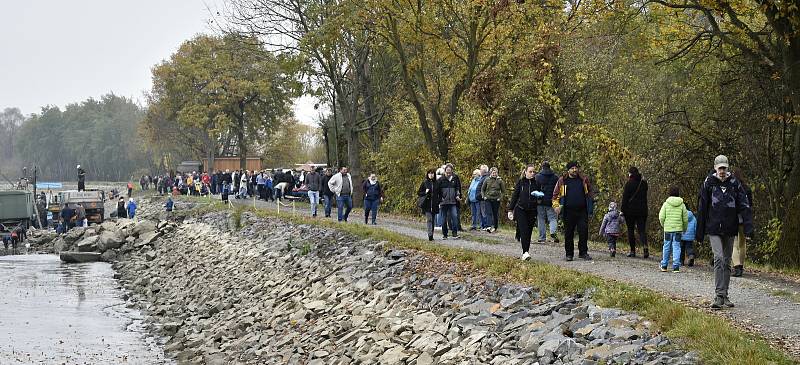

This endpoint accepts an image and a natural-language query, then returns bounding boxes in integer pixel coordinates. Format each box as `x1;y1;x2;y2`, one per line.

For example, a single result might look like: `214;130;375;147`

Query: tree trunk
777;34;800;267
237;102;247;170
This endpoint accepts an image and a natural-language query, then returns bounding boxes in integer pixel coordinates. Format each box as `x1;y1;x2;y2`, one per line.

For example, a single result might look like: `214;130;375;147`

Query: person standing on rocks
60;204;76;232
507;164;542;260
305;167;323;217
435;164;462;239
535;161;560;243
696;155;753;309
116;198;127;219
164;196;174;220
77;165;86;191
321;168;335;218
481;167;506;233
552;161;595;261
621;166;649;258
328;167;354;222
127;198;138;220
75;204;87;227
363;173;384;225
731;168;753;277
418;169;440;241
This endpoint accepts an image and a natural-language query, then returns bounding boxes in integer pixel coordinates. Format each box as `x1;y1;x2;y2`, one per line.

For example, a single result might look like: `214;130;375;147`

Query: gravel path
238;198;800;358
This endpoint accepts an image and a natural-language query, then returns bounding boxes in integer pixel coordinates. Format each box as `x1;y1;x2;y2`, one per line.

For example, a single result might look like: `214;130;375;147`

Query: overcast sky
0;0;320;124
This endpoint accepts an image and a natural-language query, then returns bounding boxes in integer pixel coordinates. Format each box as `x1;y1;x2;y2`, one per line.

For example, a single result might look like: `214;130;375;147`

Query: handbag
417;195;427;209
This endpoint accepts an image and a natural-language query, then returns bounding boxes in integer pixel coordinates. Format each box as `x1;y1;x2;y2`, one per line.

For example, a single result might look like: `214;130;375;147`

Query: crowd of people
415;155;753;310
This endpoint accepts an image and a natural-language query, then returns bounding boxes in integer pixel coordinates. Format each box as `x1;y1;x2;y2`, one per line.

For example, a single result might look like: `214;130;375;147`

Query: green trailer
0;190;35;238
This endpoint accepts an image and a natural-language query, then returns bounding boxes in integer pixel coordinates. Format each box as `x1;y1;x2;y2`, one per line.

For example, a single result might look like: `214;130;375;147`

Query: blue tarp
36;182;63;189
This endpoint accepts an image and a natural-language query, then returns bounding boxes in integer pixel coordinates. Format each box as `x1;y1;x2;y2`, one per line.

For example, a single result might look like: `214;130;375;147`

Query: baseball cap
714;155;729;169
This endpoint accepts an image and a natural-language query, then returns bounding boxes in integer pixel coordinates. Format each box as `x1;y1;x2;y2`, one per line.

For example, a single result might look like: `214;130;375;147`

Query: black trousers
515;207;537;254
78;181;85;191
626;215;647;252
563;207;589;257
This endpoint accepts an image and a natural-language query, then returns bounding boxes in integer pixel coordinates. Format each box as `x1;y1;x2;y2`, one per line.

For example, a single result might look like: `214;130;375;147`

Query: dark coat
321;174;334;197
508;177;541;212
696;172;754;240
116;202;127;218
435;174;462;206
306;172;322;192
621;173;649;217
535;168;558;206
418;178;440;214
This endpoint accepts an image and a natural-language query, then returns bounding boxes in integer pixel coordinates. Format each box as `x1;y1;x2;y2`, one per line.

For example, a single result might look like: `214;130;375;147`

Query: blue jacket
165;199;174;211
468;177;481;203
127;202;137;218
682;210;697;241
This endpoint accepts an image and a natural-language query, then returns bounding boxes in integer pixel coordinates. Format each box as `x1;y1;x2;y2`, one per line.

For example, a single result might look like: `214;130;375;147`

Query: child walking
680;202;697;267
599;202;625;257
658;187;689;272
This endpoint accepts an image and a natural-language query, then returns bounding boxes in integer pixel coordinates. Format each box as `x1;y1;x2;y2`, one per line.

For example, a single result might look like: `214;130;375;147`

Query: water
0;254;172;364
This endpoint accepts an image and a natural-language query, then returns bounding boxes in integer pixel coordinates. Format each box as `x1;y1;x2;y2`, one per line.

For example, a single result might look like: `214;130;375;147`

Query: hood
539;168;554;176
666;196;684;207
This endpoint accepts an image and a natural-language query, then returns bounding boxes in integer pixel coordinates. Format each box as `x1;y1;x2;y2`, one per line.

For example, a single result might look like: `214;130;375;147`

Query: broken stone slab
60;251;102;263
76;235;100;252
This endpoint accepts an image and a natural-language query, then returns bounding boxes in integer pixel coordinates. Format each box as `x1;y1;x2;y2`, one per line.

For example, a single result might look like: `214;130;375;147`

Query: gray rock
60;251;102;263
76;235;100;252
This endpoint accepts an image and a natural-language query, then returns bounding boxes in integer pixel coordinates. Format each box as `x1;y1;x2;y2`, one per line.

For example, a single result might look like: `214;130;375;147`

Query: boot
732;265;743;277
643;247;650;259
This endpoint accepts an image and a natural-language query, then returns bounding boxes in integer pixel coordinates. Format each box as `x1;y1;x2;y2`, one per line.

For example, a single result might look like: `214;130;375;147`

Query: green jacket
481;176;506;201
659;196;688;233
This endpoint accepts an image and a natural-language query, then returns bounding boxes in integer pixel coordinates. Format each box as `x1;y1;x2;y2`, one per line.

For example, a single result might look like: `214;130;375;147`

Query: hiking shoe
687;258;695;267
643;249;650;259
723;297;734;308
442;236;448;240
627;252;636;258
732;265;743;277
537;239;546;244
610;250;616;258
566;256;574;261
711;296;724;309
428;235;433;241
660;266;668;272
672;267;680;273
452;235;461;239
551;234;560;243
521;252;531;261
579;254;592;261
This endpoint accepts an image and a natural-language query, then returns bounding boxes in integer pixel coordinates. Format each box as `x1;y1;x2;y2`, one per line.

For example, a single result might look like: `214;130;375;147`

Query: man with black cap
77;165;86;192
696;155;753;309
535;161;559;243
552;161;595;261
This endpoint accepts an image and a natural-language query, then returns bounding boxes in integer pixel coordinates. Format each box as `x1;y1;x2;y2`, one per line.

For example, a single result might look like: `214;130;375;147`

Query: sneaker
687;257;695;267
711;296;724;309
452;235;461;239
627;252;636;258
610;250;616;258
521;252;531;261
537;239;546;244
428;235;433;241
442;236;448;240
660;266;668;272
551;234;560;243
672;267;680;273
723;297;734;308
565;256;574;261
488;228;496;233
434;226;442;231
732;265;743;277
579;254;593;261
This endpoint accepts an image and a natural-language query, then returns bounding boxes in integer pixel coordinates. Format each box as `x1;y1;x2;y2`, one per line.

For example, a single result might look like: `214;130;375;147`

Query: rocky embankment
25;196;698;364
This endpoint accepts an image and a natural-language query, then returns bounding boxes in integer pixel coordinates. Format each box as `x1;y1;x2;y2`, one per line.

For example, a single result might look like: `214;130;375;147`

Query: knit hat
608;202;617;211
542;161;550;169
566;161;579;170
714;155;729;169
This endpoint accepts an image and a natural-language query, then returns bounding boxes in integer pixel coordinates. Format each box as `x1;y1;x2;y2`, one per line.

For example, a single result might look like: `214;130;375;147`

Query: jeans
425;212;435;237
563;208;589;257
323;195;333;217
626;215;648;253
337;195;353;221
308;191;320;216
480;200;490;229
710;235;734;298
441;204;459;237
661;232;682;269
436;211;444;228
469;201;481;228
364;199;379;224
537;205;558;240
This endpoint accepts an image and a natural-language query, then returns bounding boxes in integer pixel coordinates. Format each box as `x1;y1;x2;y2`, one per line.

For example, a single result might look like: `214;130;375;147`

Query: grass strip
174;197;796;365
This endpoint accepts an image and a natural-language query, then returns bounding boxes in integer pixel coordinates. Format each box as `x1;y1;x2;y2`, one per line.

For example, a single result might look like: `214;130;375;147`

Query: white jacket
328;172;353;196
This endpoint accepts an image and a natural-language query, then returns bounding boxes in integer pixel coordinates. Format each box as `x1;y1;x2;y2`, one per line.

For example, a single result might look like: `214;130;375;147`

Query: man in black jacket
696;155;753;309
621;166;649;258
321;168;335;217
535;161;559;243
435;164;462;239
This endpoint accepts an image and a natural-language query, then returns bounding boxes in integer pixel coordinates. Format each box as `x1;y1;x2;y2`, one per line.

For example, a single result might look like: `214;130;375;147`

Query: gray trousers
425;212;435;237
710;235;734;298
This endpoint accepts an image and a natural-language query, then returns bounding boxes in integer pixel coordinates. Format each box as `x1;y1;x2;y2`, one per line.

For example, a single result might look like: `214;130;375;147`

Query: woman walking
418;169;440;241
621;166;649;258
481;167;506;233
363;174;385;225
507;164;542;260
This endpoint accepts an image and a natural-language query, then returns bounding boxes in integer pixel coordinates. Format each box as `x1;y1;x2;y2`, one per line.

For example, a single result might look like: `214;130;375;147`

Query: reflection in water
0;254;172;364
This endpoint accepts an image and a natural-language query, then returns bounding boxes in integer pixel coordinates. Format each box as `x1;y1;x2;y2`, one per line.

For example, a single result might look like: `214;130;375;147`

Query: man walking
305;167;323;217
436;164;462;239
328;167;354;222
535;161;559;243
696;155;753;309
552;161;595;261
321;168;335;217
